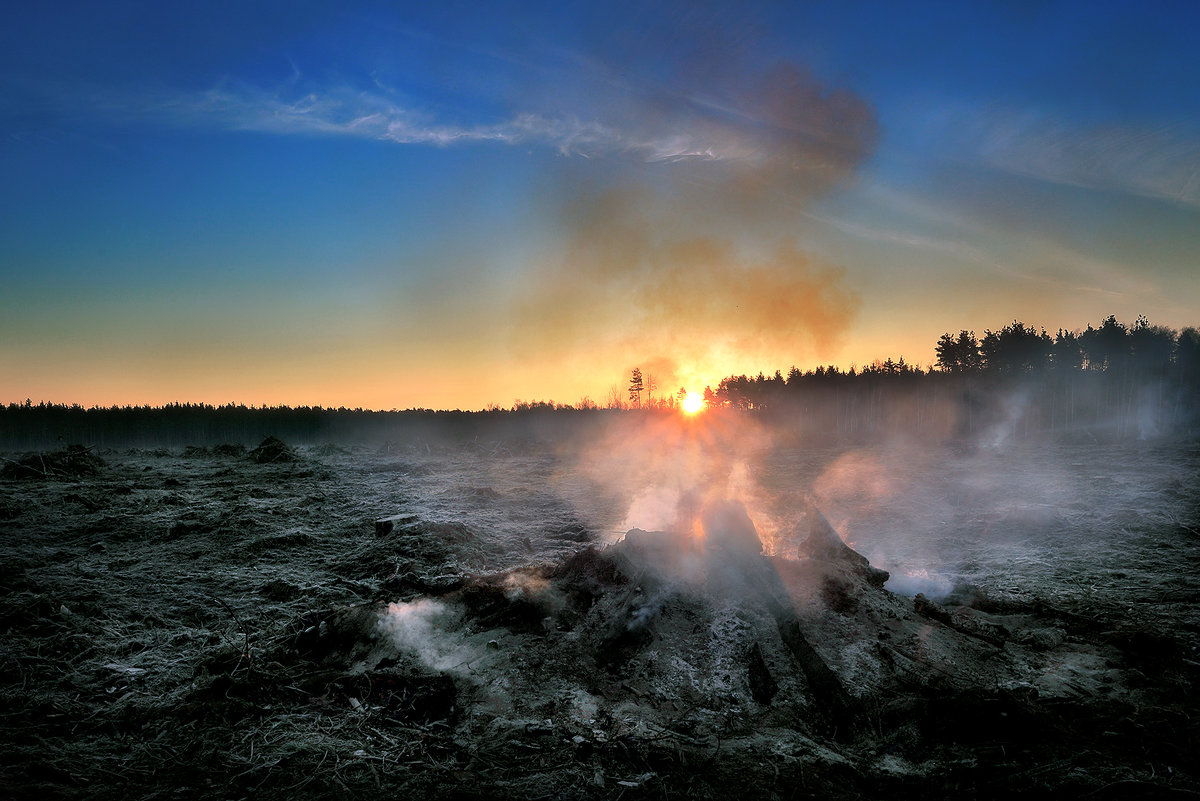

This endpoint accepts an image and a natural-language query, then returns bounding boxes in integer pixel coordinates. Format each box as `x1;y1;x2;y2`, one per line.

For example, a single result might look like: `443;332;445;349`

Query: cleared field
3;427;1198;799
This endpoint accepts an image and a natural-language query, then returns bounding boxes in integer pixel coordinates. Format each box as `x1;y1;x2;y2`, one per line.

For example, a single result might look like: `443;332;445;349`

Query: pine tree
628;368;644;408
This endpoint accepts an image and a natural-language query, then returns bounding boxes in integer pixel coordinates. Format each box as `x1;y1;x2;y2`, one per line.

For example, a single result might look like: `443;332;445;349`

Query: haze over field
3;1;1199;409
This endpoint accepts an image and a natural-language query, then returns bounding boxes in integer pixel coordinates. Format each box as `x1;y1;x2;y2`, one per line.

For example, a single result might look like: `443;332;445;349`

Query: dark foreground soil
2;436;1199;800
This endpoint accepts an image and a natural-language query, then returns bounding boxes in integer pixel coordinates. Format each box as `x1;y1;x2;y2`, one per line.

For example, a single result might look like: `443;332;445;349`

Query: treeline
4;315;1197;450
0;402;614;451
705;315;1200;441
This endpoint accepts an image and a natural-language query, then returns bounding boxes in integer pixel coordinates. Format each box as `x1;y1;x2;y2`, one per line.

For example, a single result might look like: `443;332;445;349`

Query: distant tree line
3;315;1197;450
705;315;1200;441
0;401;614;451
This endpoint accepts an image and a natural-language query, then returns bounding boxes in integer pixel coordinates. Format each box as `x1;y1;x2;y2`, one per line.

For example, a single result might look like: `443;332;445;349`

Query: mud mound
248;435;300;463
1;444;104;479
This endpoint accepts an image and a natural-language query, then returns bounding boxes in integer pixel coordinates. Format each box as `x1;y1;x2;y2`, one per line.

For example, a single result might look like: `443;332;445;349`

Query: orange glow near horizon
681;392;705;415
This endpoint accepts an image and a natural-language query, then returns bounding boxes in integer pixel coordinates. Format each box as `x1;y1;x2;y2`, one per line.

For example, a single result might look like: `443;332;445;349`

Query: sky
2;0;1199;410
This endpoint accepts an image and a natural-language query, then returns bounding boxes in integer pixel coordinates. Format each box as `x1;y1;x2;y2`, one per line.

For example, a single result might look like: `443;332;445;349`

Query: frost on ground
1;434;1198;800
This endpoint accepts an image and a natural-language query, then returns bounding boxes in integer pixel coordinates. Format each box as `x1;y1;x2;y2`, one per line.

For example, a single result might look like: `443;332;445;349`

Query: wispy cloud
66;77;768;168
63;55;876;193
147;82;519;146
814;181;1157;301
803;208;992;265
961;107;1200;209
1027;238;1157;299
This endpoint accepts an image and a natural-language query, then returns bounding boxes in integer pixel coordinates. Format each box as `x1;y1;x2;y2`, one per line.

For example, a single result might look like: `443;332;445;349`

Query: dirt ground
2;433;1199;800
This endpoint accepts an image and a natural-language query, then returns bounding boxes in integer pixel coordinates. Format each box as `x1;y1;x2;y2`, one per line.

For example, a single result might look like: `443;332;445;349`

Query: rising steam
377;599;481;675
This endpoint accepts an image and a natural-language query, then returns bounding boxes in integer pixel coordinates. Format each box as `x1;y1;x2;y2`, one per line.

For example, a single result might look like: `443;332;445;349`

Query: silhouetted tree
1080;315;1129;371
980;321;1052;373
1050;329;1084;371
607;384;626;410
716;374;753;409
1129;315;1176;378
935;330;982;372
1178;327;1200;379
935;333;958;372
1177;327;1200;427
628;368;644;408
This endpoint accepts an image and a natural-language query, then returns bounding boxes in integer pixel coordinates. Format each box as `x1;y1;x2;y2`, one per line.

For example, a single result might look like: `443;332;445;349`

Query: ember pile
253;499;1198;798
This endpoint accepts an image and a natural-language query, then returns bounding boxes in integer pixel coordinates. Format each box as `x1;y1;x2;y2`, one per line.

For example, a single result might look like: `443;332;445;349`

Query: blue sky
3;1;1199;408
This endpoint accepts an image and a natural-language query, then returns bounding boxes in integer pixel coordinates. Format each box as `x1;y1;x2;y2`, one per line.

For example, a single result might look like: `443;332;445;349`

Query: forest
3;315;1198;450
700;315;1200;442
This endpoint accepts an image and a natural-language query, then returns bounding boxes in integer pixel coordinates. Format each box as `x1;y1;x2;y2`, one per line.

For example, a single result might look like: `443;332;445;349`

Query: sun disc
681;392;705;415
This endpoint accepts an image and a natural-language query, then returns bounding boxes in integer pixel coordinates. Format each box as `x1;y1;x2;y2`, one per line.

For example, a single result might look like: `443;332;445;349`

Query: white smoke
376;599;481;675
883;568;955;599
621;486;687;533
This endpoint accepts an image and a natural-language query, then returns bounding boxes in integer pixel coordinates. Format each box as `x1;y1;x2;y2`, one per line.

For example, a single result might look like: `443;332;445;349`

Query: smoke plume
511;194;862;386
501;10;878;391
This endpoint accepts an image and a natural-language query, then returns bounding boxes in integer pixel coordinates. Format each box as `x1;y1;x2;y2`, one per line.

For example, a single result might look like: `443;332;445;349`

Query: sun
681;392;705;415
